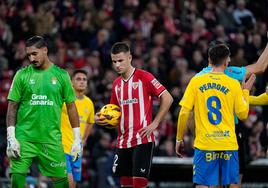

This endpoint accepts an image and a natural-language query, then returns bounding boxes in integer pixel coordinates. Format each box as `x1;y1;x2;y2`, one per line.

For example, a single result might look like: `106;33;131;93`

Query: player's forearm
6;100;19;127
82;123;93;143
236;90;250;120
246;42;268;77
176;107;191;141
66;102;80;128
153;91;173;125
249;93;268;105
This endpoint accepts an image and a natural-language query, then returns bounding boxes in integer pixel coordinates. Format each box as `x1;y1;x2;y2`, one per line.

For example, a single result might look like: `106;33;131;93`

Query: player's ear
224;57;230;67
128;53;132;61
208;57;211;64
42;46;48;54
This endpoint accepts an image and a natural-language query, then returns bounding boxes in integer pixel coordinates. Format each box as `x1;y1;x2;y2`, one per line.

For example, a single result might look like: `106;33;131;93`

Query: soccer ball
99;104;121;128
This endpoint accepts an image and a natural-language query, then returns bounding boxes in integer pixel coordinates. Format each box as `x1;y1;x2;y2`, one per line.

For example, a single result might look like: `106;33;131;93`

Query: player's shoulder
51;64;69;75
51;64;71;81
16;64;33;74
113;76;122;84
12;65;34;80
221;74;241;88
192;72;207;81
134;69;155;82
195;67;211;77
135;69;152;76
224;66;246;81
225;66;244;73
83;95;94;104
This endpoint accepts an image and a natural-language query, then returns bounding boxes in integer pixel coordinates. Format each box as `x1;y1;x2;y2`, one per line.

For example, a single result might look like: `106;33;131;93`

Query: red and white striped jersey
110;69;166;148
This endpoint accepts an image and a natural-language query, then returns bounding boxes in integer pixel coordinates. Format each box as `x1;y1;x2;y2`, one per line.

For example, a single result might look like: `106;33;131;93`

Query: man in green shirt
6;36;82;188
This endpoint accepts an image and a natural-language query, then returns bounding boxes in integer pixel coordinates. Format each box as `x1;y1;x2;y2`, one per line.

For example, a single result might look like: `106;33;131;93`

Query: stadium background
0;0;267;187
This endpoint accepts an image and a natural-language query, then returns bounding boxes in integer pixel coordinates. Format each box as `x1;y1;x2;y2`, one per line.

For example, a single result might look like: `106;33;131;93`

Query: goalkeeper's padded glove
6;126;21;159
70;127;82;162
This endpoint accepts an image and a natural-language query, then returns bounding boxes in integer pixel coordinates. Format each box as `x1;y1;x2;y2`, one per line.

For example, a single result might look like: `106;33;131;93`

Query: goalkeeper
6;36;82;188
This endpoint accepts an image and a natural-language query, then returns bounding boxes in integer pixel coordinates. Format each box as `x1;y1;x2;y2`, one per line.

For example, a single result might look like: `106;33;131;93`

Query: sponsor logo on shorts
50;162;66;168
205;152;232;162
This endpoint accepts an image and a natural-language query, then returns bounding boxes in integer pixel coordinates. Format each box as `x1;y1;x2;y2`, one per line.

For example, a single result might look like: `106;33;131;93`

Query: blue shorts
65;154;82;181
193;149;239;186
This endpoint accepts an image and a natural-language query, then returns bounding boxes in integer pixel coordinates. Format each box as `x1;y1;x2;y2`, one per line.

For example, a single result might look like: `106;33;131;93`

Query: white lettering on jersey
30;94;54;106
151;78;162;89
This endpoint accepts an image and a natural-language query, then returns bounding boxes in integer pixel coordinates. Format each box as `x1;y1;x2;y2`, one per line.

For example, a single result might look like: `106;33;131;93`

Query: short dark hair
208;43;230;66
111;42;130;54
208;40;226;50
25;36;47;48
72;69;88;78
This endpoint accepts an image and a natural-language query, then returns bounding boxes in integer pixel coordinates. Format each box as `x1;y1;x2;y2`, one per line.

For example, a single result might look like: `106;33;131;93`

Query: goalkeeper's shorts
65;153;82;181
10;141;67;178
193;149;239;186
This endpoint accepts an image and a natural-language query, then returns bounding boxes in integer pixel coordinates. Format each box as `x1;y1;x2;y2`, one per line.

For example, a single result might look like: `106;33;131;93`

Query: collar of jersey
32;63;53;72
122;68;136;82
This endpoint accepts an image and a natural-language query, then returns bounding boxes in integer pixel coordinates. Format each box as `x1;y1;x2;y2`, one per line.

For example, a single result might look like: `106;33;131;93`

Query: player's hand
94;112;108;125
6;126;21;159
175;140;184;158
242;74;256;91
70;138;82;162
139;122;158;138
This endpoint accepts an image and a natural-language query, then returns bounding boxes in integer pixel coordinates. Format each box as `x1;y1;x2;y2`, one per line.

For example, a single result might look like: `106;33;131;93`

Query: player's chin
78;87;86;92
32;63;41;67
115;69;123;74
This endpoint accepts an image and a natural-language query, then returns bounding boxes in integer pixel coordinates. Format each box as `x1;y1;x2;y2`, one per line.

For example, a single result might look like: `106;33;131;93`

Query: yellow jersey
180;72;248;150
61;96;95;153
249;93;268;105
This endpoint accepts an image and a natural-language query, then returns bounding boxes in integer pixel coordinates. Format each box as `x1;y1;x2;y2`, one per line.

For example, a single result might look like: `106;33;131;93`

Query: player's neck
212;66;225;73
122;66;135;80
75;91;85;100
40;60;52;70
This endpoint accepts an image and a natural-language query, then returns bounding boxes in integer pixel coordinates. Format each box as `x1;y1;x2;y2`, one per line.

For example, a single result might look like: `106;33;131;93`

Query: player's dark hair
111;42;130;54
72;69;88;78
25;36;47;48
208;43;230;67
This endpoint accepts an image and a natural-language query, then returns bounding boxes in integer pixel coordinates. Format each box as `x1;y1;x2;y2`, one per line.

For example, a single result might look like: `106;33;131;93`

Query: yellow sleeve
235;89;249;120
249;93;268;105
179;78;195;110
177;78;196;141
176;106;191;141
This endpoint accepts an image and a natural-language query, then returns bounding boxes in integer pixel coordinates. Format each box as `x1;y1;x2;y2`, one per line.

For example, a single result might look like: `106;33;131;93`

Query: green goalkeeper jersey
8;64;76;144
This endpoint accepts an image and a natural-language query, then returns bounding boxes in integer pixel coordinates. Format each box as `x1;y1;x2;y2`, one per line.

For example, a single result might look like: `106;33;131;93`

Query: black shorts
236;125;246;174
112;142;154;178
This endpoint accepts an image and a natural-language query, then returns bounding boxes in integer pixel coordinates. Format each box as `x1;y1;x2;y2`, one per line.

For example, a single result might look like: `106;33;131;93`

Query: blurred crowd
0;0;267;187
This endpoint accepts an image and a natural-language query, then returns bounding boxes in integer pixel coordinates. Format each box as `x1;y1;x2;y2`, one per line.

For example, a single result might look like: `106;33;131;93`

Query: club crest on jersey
151;78;162;89
132;82;139;89
51;77;57;85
